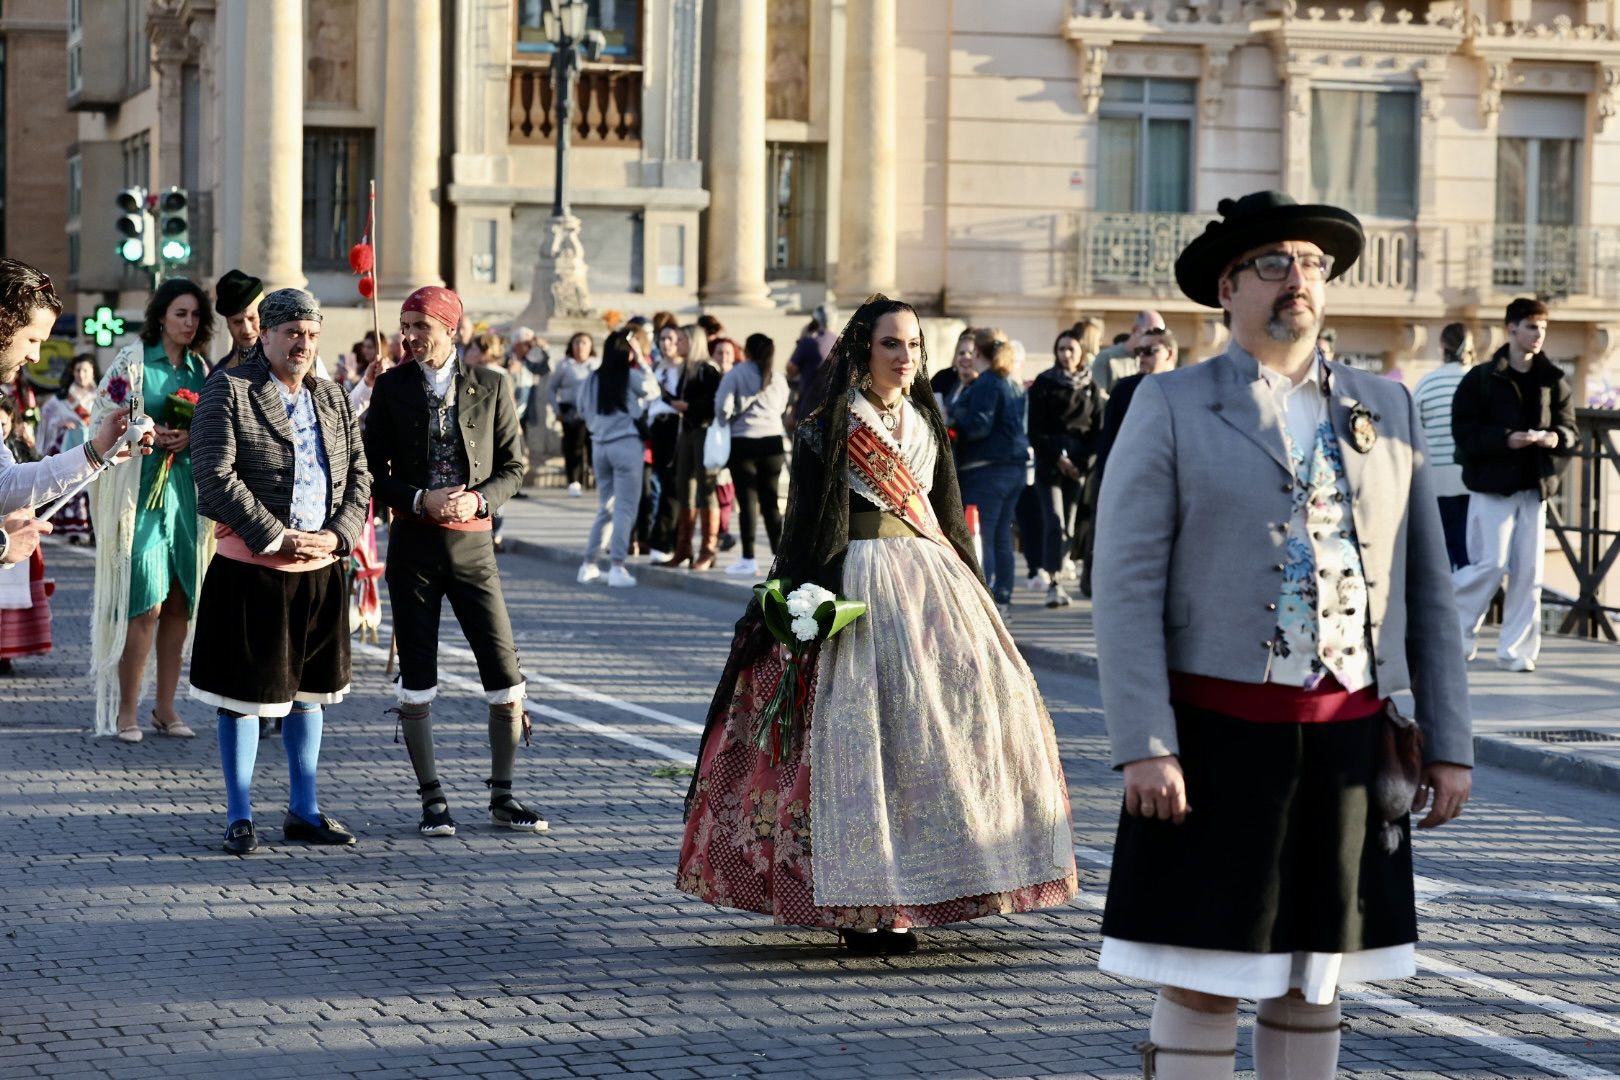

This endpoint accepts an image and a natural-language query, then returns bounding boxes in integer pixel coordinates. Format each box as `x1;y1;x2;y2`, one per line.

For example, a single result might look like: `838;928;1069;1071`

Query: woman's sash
846;417;953;551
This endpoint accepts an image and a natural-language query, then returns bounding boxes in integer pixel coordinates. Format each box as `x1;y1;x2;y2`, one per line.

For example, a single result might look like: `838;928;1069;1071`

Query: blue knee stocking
218;710;260;823
281;704;323;824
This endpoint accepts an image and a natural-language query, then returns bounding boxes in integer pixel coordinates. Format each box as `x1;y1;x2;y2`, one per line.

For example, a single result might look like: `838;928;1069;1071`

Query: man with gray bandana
189;288;372;855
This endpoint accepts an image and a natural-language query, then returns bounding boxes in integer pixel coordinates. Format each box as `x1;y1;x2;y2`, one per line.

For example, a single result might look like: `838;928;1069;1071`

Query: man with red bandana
363;286;545;837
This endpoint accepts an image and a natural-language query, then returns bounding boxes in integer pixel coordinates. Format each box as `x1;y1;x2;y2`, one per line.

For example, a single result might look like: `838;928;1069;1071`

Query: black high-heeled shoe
837;929;886;956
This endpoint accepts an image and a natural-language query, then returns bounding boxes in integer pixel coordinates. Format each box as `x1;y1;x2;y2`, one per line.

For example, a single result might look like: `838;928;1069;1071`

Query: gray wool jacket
1091;343;1473;769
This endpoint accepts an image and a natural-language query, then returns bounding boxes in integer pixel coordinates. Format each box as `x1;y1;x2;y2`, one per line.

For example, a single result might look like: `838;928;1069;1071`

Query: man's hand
92;411;155;463
1122;755;1191;824
277;530;340;561
1507;430;1536;449
364;357;394;387
1532;429;1559;449
2;514;50;564
424;485;479;523
671;400;689;414
1058;457;1081;481
1413;762;1472;829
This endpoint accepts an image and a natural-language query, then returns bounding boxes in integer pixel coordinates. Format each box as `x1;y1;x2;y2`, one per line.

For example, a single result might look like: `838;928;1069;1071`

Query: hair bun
1216;197;1236;217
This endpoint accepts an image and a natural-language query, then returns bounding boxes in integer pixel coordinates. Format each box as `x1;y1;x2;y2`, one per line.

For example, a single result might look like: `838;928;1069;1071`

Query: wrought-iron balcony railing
1072;212;1417;298
509;64;643;148
1485;224;1620;303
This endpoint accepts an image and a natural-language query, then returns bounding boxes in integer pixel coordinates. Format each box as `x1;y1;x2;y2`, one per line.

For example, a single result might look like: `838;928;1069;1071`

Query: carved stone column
230;0;304;289
377;0;444;293
702;0;772;307
835;0;898;299
1274;50;1315;198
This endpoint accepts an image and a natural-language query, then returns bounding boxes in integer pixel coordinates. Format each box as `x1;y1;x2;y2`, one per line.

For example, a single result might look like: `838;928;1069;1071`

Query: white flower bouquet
752;578;868;763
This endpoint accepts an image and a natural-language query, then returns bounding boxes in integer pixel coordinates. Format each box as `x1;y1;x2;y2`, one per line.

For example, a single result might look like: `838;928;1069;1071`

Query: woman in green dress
89;279;215;740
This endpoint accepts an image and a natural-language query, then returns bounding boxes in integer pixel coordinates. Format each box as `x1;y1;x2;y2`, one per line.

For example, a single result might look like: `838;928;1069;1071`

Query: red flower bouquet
144;388;201;510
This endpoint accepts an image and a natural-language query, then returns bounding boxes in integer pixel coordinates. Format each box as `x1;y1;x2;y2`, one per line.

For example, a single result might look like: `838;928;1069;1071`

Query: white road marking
1342;984;1620;1079
353;640;696;766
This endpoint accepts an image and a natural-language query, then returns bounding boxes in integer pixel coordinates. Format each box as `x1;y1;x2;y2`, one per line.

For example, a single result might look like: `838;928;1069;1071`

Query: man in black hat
1091;191;1473;1079
212;269;264;373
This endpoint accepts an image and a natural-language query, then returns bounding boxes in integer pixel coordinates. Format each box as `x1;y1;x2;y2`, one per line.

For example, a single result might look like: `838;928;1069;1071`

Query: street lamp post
520;0;605;329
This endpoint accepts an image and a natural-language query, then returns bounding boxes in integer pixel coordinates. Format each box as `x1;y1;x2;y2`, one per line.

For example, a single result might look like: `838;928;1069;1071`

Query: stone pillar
835;0;896;299
234;0;304;289
377;0;443;293
702;0;771;306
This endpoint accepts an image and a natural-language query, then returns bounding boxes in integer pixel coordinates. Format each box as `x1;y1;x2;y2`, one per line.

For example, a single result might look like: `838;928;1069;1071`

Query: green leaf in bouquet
759;583;796;647
813;598;868;640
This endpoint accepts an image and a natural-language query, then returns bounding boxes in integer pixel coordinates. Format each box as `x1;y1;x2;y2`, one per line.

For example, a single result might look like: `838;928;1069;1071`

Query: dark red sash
846;414;953;551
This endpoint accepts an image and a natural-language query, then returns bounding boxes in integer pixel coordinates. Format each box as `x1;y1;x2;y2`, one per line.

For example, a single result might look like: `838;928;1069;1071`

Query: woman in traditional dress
89;279;215;741
677;296;1078;955
37;354;99;543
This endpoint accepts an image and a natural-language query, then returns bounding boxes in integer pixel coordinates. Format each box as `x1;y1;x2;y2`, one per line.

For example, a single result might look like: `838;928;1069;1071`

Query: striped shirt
1412;362;1469;498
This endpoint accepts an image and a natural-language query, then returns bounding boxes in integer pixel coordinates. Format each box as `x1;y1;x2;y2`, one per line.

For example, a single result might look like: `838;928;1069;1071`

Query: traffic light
115;187;154;266
158;187;190;264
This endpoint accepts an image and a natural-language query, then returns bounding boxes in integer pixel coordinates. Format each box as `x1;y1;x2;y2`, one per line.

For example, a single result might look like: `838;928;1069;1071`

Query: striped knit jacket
190;357;371;556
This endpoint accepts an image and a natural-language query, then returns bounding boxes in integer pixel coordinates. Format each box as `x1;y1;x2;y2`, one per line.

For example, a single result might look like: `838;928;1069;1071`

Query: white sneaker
1498;656;1536;673
646;549;670;563
606;565;637;588
567;482;583;497
1464;639;1478;662
1024;570;1050;592
1060;557;1077;582
576;562;601;584
725;557;759;577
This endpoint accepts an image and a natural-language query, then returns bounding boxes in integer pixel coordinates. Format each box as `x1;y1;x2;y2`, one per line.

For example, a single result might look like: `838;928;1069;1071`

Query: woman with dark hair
577;330;657;587
1027;330;1102;608
645;323;687;559
952;333;1029;617
659;325;722;569
548;332;596;494
89;277;215;740
715;332;790;577
677;295;1077;954
36;354;101;542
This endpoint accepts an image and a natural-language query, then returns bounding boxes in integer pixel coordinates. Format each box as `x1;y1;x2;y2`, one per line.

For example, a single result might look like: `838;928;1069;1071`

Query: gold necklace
862;389;902;431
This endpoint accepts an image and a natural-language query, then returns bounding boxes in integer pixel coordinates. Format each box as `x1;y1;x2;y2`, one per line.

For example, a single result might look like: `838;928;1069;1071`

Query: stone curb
1471;732;1620;795
500;534;1620;796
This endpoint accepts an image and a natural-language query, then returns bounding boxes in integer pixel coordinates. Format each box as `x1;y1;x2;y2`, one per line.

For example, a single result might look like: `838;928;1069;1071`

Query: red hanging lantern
348;242;375;274
357;274;376;299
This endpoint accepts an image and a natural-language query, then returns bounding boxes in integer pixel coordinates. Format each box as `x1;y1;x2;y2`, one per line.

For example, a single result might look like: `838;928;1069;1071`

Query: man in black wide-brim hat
1090;191;1474;1079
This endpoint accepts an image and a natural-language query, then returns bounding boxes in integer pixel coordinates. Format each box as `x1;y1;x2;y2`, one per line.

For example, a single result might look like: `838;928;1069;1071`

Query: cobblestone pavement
2;540;1618;1079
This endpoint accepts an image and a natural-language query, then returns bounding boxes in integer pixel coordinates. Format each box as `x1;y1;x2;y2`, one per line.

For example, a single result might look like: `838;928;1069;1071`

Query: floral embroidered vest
424;372;470;490
1269;418;1375;692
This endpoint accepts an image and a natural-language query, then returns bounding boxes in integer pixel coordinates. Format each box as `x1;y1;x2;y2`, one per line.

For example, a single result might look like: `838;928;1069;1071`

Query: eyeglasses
1132;345;1166;359
1228;252;1335;282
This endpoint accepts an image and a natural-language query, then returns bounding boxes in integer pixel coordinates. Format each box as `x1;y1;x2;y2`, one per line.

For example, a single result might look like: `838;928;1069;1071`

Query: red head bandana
401;286;464;333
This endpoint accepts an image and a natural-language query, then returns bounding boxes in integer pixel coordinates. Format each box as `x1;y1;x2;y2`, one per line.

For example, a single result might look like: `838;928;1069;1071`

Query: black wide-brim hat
214;268;264;318
1174;191;1364;309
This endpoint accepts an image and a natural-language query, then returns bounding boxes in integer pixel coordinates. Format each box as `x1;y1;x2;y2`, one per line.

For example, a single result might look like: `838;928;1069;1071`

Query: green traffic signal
160;240;191;262
119;237;145;263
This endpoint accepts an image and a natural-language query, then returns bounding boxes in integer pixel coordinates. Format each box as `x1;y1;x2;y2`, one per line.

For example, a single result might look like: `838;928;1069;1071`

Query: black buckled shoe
417;781;457;837
282;812;357;846
222;819;258;856
487;779;549;832
877;930;918;955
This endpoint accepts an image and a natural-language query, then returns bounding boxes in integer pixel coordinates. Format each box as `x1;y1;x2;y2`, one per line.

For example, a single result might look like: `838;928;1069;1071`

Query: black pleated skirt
1101;703;1417;955
189;557;350;711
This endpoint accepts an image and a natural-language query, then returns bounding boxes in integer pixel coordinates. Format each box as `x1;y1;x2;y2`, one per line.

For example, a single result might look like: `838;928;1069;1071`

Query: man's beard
1266;291;1319;344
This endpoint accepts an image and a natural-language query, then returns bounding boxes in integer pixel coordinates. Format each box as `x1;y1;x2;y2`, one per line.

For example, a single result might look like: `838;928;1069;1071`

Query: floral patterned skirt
676;637;1078;931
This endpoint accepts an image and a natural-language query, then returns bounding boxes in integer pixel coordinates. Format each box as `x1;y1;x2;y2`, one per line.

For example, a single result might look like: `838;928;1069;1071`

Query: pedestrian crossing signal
115;187;154;267
158;188;191;264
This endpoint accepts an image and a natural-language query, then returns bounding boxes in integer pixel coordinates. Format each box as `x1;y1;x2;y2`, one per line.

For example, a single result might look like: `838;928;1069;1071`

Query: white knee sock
1253;994;1344;1080
1141;991;1237;1080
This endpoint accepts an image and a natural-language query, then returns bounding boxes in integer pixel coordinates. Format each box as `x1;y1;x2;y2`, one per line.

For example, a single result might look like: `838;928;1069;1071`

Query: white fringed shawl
87;343;215;736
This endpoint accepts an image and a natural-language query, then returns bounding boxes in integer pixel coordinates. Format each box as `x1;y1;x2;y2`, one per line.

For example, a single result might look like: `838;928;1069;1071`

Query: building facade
3;0;72;287
57;0;1620;396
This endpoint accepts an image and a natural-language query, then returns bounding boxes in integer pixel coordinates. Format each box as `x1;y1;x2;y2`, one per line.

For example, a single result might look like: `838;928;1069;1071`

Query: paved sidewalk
498;485;1620;793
